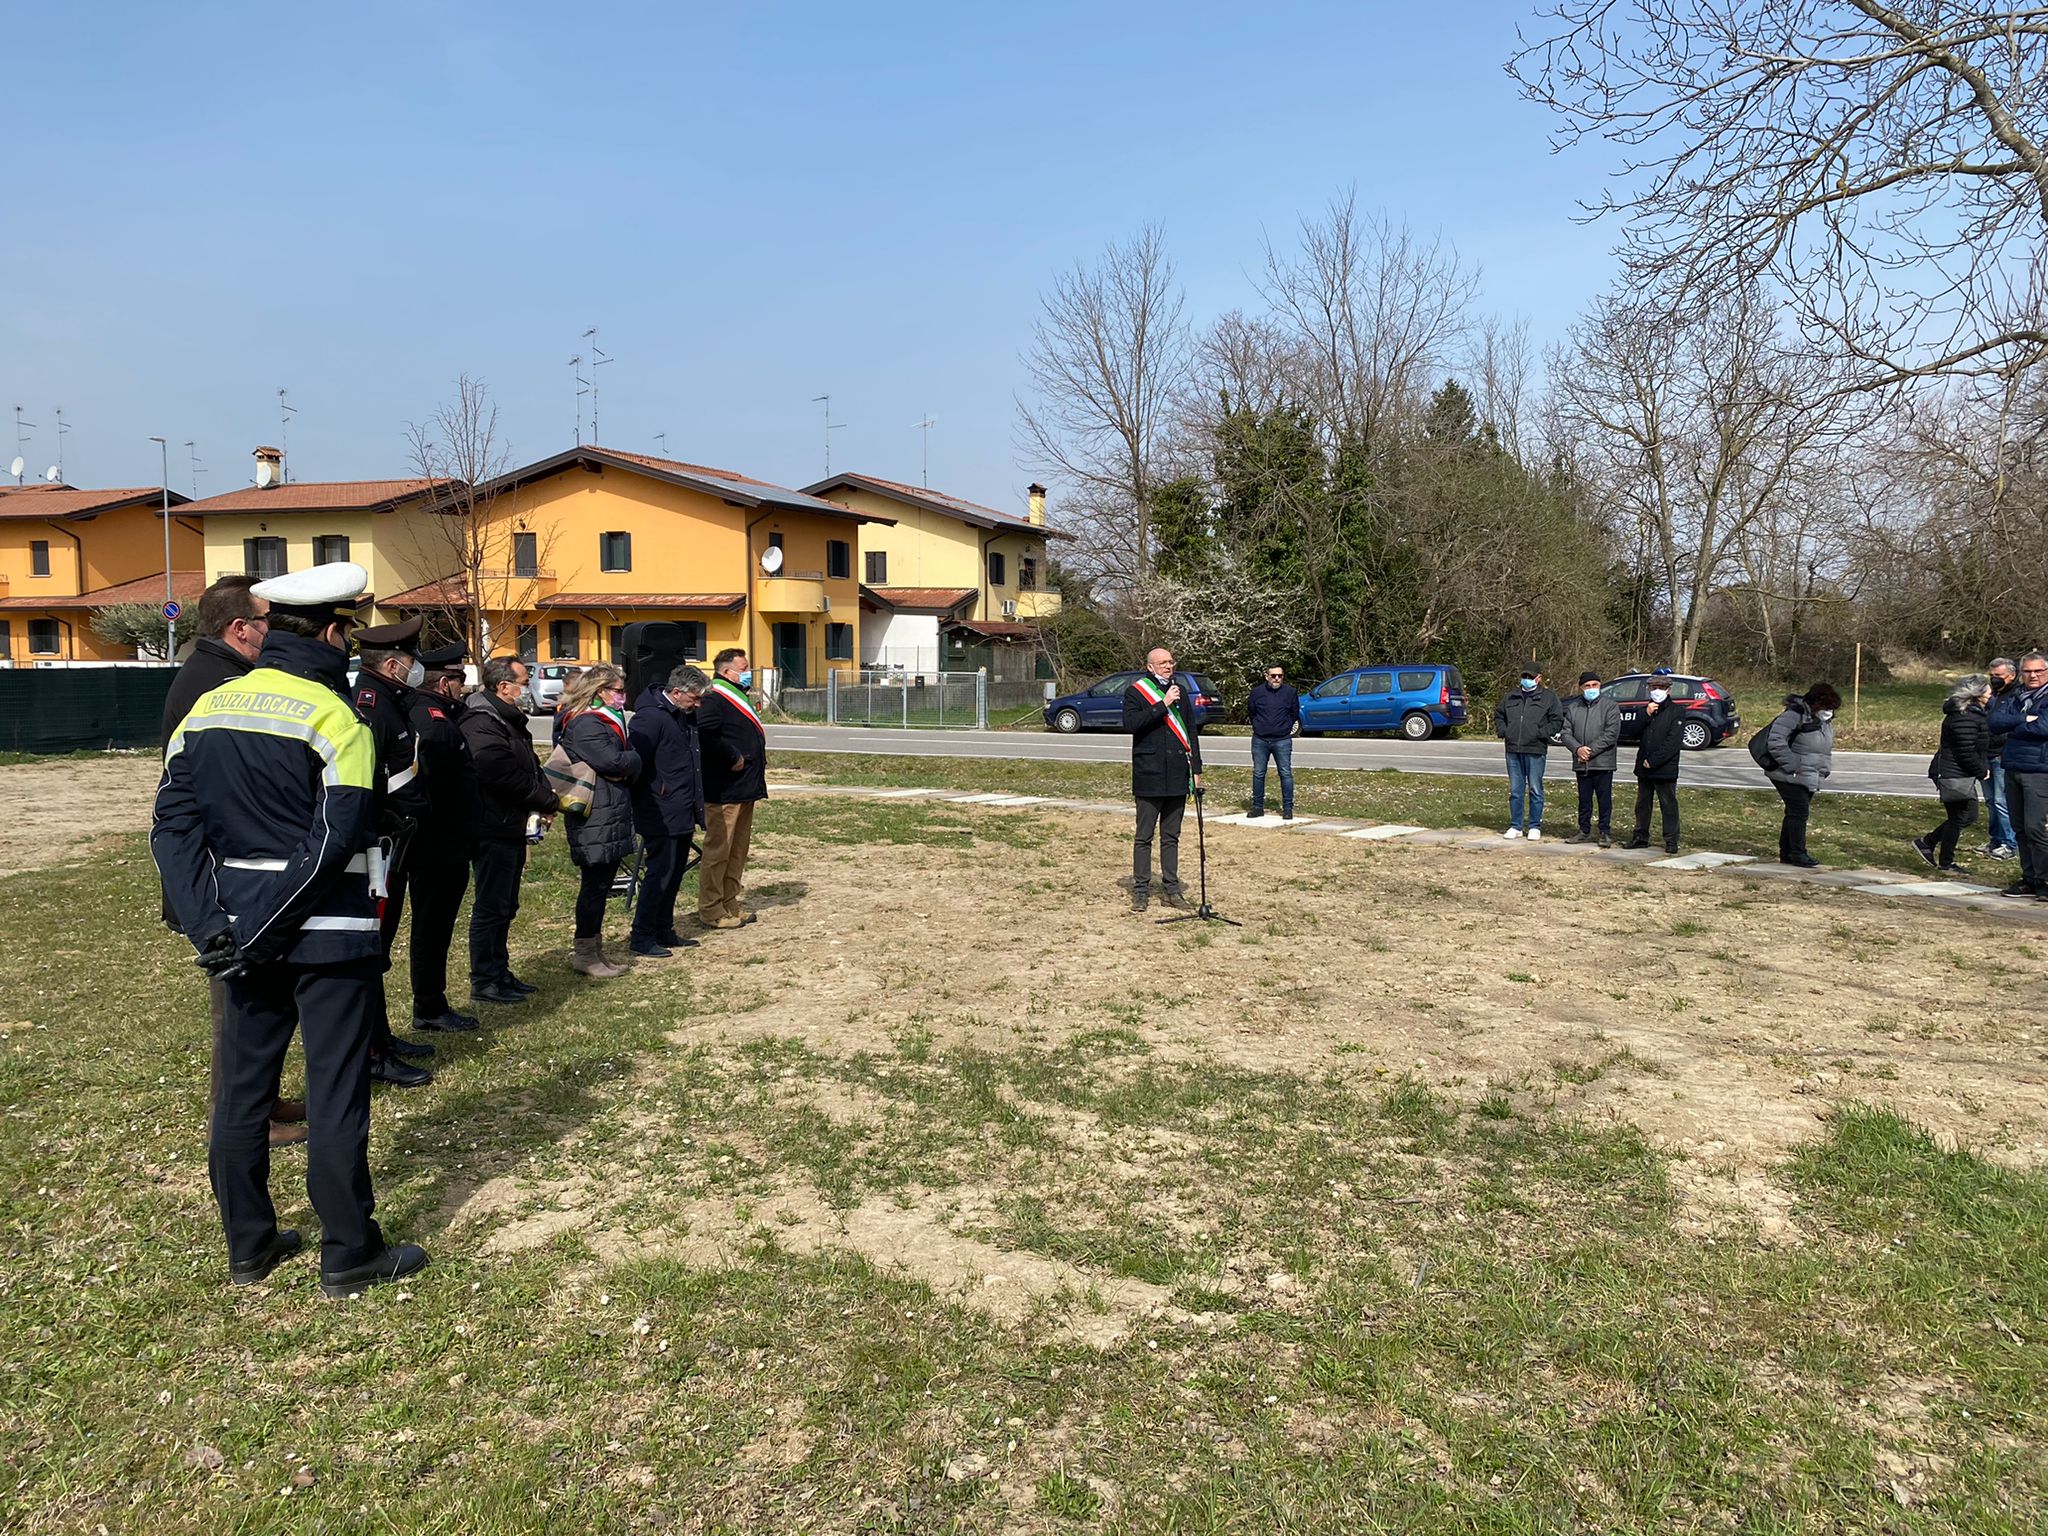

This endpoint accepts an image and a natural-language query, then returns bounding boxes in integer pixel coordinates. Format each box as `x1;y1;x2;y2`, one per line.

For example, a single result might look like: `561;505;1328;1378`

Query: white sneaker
1527;827;1543;842
1503;828;1524;840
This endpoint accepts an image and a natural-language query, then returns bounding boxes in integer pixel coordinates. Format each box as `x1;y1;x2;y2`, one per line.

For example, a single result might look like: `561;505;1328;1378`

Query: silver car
524;663;578;715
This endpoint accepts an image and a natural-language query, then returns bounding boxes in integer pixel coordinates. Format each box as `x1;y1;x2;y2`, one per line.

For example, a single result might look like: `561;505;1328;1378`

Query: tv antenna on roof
185;440;204;497
278;389;297;482
654;431;667;457
44;465;59;482
583;327;612;445
53;407;68;482
8;456;22;485
14;406;37;479
812;394;844;477
914;416;936;488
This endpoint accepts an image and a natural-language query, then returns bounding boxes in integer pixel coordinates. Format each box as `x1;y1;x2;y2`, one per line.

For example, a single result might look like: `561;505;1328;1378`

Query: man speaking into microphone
1123;647;1203;913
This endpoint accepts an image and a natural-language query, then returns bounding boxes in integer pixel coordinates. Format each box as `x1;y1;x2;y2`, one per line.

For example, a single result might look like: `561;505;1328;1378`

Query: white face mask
1649;688;1669;704
404;658;426;688
1816;709;1834;721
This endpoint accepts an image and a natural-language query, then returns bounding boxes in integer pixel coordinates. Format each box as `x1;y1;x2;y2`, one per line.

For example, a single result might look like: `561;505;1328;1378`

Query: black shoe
1665;844;1680;856
501;974;539;996
1784;854;1820;868
1936;862;1965;875
370;1055;433;1088
657;932;700;950
470;981;528;1006
1159;890;1193;911
2002;883;2036;899
230;1229;302;1286
1564;831;1592;845
386;1035;435;1059
1620;835;1649;850
1245;809;1265;819
320;1242;430;1300
1909;836;1937;869
1281;813;1294;822
628;937;673;958
413;1009;479;1033
1597;833;1611;849
1131;891;1149;913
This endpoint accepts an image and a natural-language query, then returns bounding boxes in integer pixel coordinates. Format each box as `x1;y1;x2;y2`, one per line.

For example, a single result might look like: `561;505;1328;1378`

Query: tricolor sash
711;679;764;733
1132;674;1192;753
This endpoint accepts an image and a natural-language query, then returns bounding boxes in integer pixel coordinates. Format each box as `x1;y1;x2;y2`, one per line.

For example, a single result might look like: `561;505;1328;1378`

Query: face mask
1582;687;1600;702
1650;689;1669;704
1816;709;1834;721
1520;678;1537;691
404;659;426;688
736;669;753;689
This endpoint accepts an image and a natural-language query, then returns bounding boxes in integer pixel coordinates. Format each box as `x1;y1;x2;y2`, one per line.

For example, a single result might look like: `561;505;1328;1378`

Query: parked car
524;663;579;715
1044;671;1222;733
1297;664;1468;740
1605;671;1740;750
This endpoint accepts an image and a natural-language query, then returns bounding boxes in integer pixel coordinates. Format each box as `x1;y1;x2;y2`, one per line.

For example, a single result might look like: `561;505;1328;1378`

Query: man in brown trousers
694;647;767;930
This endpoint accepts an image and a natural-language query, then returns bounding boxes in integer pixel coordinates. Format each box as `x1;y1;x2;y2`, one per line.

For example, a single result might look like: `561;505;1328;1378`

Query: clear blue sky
3;1;1618;515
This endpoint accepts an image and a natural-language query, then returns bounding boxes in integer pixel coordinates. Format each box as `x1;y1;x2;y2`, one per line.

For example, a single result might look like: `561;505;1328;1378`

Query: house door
773;622;808;689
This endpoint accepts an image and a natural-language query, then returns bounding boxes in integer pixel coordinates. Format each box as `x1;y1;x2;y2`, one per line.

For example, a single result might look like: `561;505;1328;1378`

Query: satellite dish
255;458;279;488
760;545;785;575
8;456;22;480
44;466;59;483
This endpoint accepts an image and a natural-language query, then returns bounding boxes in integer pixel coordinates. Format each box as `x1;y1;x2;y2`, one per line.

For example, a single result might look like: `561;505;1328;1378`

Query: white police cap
251;561;370;622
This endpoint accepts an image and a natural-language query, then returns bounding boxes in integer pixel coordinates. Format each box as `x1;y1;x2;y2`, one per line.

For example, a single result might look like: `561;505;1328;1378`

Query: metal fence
764;669;986;728
0;664;176;753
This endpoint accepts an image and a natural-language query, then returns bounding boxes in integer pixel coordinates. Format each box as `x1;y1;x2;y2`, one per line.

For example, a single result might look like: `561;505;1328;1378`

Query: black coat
352;668;430;832
1633;703;1688;782
1988;679;2017;759
460;690;556;841
698;683;768;804
1123;673;1204;798
161;636;254;743
1494;687;1565;753
409;687;479;851
1930;699;1991;782
559;707;642;869
160;636;257;927
628;685;705;837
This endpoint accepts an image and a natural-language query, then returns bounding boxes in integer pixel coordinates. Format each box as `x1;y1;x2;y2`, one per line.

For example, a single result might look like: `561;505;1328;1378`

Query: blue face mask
1520;677;1537;691
736;669;753;689
1582;687;1600;702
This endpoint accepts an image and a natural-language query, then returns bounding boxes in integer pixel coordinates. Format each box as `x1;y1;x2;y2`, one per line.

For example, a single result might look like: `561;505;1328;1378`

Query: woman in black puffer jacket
1914;676;1992;873
557;664;642;976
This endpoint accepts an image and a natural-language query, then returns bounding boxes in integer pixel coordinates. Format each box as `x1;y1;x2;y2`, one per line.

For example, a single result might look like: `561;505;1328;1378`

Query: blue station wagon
1297;664;1468;740
1044;671;1222;733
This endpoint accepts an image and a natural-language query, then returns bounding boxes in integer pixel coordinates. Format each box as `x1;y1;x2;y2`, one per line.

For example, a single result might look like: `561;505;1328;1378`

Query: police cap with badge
249;561;370;625
355;614;424;655
419;641;468;679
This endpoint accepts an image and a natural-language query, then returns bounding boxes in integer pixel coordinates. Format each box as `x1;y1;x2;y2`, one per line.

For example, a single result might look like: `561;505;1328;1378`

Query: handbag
544;743;597;815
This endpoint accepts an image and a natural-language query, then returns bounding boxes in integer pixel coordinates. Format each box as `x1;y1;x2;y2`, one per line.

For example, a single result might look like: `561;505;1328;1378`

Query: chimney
1027;482;1046;527
252;445;284;489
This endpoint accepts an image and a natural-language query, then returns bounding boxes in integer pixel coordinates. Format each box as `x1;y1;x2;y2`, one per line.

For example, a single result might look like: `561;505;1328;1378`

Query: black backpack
1748;710;1814;774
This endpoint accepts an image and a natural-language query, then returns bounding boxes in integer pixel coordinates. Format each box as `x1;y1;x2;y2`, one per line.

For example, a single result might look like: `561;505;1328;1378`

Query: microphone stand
1158;690;1238;927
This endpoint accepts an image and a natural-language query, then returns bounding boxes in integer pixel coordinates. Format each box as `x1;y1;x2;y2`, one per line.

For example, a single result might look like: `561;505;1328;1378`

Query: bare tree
1258;192;1479;451
1555;279;1860;670
402;376;549;662
1017;228;1189;591
1510;2;2048;391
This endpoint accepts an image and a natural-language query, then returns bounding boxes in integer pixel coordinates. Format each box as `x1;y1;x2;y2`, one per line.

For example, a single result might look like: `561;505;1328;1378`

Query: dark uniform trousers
1133;795;1188;895
470;838;529;987
212;957;384;1273
370;833;415;1051
632;834;691;944
408;839;473;1018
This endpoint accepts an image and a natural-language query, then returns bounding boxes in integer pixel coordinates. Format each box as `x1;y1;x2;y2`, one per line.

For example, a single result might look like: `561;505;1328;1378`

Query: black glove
193;929;247;981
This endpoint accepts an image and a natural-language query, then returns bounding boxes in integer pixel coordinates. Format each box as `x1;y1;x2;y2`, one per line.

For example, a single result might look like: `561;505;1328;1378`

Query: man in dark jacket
1559;671;1621;847
1988;650;2048;900
153;560;427;1298
159;576;306;1149
1123;647;1203;912
696;647;769;931
404;644;480;1032
628;666;708;957
1494;664;1564;840
1245;662;1300;820
1621;682;1687;854
1985;657;2019;858
461;658;559;1003
350;617;434;1088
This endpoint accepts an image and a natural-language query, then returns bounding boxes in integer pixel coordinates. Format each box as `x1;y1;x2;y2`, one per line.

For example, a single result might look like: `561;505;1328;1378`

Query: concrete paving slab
1341;825;1426;841
1649;852;1758;871
1851;879;1999;898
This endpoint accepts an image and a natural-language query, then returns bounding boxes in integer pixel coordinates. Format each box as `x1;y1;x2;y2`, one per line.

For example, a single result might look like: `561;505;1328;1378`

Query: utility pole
914;416;936;488
149;436;175;661
811;394;844;477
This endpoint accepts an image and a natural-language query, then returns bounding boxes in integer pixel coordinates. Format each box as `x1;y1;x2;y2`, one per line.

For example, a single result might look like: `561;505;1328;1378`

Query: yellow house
185;449;450;625
801;473;1067;678
0;484;202;662
384;446;893;688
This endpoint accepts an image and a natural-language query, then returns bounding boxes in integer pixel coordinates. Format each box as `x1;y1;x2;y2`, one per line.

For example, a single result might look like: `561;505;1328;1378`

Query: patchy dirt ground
0;754;158;876
443;793;2048;1331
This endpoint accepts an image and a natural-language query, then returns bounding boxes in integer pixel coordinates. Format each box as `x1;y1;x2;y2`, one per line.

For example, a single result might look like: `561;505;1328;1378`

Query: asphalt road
529;715;1939;799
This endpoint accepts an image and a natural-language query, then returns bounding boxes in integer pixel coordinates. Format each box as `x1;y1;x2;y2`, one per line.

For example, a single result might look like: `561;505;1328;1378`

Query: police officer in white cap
153;562;429;1299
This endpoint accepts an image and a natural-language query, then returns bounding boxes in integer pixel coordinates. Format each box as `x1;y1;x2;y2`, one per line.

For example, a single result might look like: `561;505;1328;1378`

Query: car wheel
1052;708;1081;734
1400;711;1433;741
1681;719;1711;750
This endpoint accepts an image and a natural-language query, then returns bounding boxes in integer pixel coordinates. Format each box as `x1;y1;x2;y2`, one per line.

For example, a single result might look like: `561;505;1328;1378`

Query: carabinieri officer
152;561;428;1299
404;642;481;1032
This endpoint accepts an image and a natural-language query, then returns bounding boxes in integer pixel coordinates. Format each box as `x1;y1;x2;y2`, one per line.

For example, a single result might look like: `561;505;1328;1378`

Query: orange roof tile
803;472;1071;538
862;585;978;612
0;484;190;520
176;478;452;516
0;569;207;611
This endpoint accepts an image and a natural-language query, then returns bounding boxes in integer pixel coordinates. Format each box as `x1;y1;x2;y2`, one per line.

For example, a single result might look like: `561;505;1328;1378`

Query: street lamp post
148;436;174;662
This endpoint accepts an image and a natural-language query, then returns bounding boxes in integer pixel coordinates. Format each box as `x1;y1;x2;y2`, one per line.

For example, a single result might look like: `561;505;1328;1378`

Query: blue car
1297;664;1468;740
1044;671;1222;733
